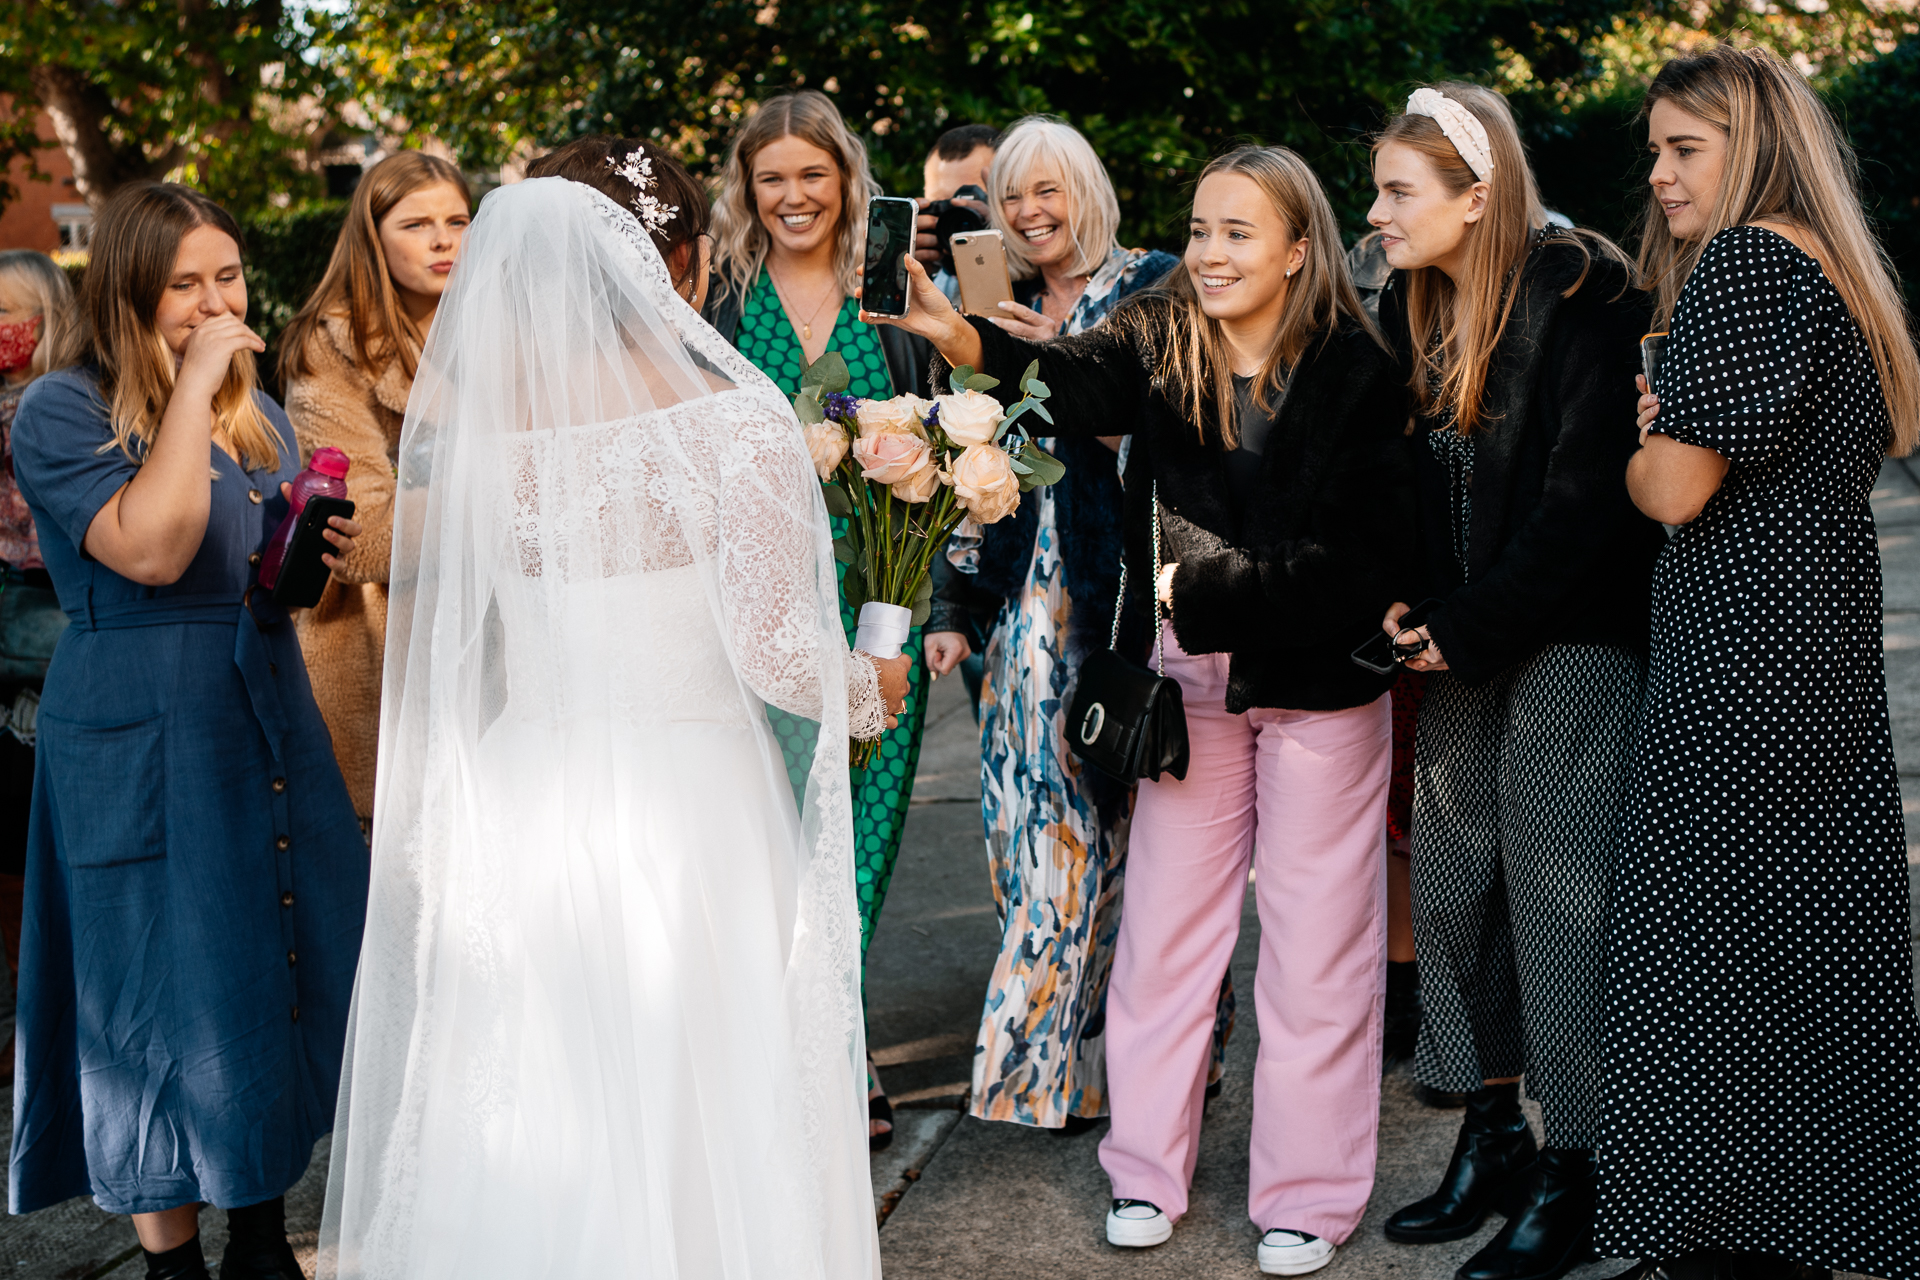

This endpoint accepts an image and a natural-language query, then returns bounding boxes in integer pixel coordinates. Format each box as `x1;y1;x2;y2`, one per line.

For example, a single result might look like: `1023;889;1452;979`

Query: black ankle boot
1455;1146;1595;1280
144;1234;212;1280
220;1196;303;1280
1384;1082;1537;1243
1385;961;1422;1066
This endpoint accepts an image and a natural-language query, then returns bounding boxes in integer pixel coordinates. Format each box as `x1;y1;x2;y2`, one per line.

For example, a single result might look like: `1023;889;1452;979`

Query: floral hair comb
607;147;680;240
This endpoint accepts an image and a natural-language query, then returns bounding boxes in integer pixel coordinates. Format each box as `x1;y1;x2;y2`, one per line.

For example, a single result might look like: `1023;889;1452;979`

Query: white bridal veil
318;178;877;1279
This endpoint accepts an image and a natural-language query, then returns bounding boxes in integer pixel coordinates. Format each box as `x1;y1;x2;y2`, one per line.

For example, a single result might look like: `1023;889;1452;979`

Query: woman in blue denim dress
9;184;367;1280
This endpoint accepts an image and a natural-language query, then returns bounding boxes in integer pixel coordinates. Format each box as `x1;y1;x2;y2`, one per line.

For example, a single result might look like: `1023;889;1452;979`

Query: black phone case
1349;598;1444;674
270;496;355;610
862;199;916;317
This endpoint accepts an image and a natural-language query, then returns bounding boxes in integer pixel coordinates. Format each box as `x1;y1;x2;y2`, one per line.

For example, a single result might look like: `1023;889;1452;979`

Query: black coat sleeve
932;312;1155;441
1168;336;1418;655
1425;286;1651;684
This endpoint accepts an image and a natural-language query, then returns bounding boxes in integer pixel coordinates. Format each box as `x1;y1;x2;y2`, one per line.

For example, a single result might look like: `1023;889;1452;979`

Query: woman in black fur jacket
1365;85;1665;1280
869;145;1414;1276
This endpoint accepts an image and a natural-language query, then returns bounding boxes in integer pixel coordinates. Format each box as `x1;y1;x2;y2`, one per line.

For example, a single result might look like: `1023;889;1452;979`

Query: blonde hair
711;90;880;301
77;183;281;471
1637;44;1920;456
1142;146;1379;447
1374;82;1629;435
0;250;79;383
989;116;1122;281
279;151;470;387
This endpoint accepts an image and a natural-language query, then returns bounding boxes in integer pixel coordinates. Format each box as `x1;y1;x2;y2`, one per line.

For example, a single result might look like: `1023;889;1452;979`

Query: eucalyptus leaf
842;562;867;613
832;535;856;565
1019;441;1066;487
804;352;851;395
1008;457;1034;475
822;483;854;517
909;597;932;627
948;364;975;393
1025;378;1051;397
995;403;1031;438
1019;359;1040;389
1030;401;1055;425
794;393;824;425
912;573;934;605
963;373;1001;393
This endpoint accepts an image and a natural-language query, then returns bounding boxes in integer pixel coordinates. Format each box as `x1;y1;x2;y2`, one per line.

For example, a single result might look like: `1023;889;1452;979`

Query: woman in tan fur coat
281;152;470;818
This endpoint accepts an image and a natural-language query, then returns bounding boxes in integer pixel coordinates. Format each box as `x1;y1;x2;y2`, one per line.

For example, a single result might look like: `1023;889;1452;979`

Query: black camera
922;184;991;274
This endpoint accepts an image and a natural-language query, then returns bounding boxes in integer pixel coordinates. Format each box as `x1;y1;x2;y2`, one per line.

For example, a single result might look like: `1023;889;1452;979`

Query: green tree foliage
0;0;325;214
315;0;1653;249
1831;33;1920;298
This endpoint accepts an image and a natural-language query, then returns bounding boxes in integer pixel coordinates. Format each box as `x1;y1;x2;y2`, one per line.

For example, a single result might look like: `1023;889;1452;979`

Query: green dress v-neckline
735;268;892;399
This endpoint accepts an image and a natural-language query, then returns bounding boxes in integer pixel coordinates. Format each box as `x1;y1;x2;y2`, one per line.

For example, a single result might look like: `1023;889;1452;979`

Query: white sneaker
1258;1228;1334;1275
1106;1199;1173;1247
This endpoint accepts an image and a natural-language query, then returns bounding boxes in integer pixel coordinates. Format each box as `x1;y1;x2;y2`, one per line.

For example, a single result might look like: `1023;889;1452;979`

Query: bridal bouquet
794;353;1065;767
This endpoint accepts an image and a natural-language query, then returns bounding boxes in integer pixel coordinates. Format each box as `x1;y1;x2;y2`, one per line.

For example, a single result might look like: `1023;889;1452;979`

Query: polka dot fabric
1595;226;1920;1276
1410;643;1645;1147
734;269;927;958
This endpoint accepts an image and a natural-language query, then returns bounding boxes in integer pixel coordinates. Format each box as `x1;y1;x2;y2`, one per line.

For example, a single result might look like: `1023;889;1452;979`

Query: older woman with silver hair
929;115;1234;1135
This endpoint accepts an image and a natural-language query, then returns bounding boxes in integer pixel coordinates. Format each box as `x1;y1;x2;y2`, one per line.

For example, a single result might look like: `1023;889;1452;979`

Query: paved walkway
3;464;1917;1278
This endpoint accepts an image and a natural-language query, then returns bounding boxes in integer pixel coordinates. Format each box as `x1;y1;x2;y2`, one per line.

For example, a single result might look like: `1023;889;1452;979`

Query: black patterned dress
1596;226;1920;1276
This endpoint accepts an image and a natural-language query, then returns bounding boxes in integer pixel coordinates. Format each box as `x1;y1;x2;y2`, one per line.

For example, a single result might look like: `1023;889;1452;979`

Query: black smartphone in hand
862;196;918;318
271;496;355;610
1351;598;1443;675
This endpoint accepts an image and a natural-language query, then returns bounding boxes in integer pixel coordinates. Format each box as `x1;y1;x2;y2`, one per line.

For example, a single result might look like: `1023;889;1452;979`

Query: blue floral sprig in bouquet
794;353;1065;767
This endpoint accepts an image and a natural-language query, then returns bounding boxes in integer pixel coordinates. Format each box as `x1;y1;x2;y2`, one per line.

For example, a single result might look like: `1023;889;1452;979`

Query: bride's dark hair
525;136;709;294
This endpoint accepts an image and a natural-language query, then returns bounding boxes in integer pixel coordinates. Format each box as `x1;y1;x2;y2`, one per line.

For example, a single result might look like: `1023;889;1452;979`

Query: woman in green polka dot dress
705;90;961;1150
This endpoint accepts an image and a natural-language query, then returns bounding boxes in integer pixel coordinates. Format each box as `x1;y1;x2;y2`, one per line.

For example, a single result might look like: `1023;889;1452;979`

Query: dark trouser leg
1460;645;1645;1280
1409;669;1527;1095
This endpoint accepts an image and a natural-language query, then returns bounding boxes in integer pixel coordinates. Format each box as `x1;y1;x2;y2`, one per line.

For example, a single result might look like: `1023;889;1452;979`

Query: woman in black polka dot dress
1601;46;1920;1279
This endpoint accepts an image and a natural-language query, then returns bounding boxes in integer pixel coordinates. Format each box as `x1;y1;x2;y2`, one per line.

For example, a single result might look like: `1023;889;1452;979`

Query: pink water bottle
258;447;350;590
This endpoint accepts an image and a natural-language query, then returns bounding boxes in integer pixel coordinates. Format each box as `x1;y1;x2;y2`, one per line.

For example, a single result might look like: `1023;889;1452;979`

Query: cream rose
855;395;929;439
851;430;934;485
947;443;1021;523
803;421;850;480
934;389;1004;447
890;456;944;503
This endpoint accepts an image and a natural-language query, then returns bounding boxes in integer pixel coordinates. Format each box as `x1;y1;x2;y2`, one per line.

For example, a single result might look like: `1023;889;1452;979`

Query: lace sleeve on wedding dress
713;395;891;740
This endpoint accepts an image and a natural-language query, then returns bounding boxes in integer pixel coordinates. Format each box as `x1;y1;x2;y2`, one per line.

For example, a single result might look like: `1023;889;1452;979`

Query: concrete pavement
1;462;1916;1277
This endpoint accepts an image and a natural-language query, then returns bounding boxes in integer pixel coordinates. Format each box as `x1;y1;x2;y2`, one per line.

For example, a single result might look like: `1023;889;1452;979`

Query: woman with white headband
1366;83;1665;1280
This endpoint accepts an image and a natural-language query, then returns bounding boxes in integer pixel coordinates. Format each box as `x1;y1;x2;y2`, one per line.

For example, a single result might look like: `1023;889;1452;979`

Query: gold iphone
951;230;1015;317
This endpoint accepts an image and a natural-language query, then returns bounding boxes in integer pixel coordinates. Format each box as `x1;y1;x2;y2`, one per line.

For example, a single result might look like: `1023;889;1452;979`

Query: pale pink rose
804;421;850;480
890;456;944;503
855;395;929;439
947;443;1021;523
852;430;934;485
934;389;1004;446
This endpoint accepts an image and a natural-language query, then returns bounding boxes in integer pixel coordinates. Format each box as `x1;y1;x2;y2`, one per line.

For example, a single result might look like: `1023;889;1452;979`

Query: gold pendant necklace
770;265;838;344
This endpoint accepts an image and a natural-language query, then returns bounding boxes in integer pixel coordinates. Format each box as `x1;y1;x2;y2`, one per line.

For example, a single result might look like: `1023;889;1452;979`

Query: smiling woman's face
154;224;246;356
1001;168;1077;271
1184;171;1305;325
1366;140;1484;277
1646;99;1727;243
752;135;844;261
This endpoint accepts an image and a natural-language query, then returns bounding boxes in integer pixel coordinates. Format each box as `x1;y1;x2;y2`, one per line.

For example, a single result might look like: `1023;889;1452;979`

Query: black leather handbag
1065;482;1190;783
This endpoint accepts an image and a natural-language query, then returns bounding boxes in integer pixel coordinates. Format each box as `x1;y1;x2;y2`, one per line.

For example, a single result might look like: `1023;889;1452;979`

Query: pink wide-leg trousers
1097;627;1389;1242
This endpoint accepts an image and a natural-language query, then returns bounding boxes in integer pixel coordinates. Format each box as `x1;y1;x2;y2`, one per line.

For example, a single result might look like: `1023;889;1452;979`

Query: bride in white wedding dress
317;175;902;1279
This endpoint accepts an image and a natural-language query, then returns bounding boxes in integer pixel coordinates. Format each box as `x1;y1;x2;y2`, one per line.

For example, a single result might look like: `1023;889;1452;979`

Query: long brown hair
710;90;880;301
278;151;470;386
1144;146;1378;447
1374;82;1629;435
0;250;79;382
77;183;281;471
1637;44;1920;455
523;136;709;296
